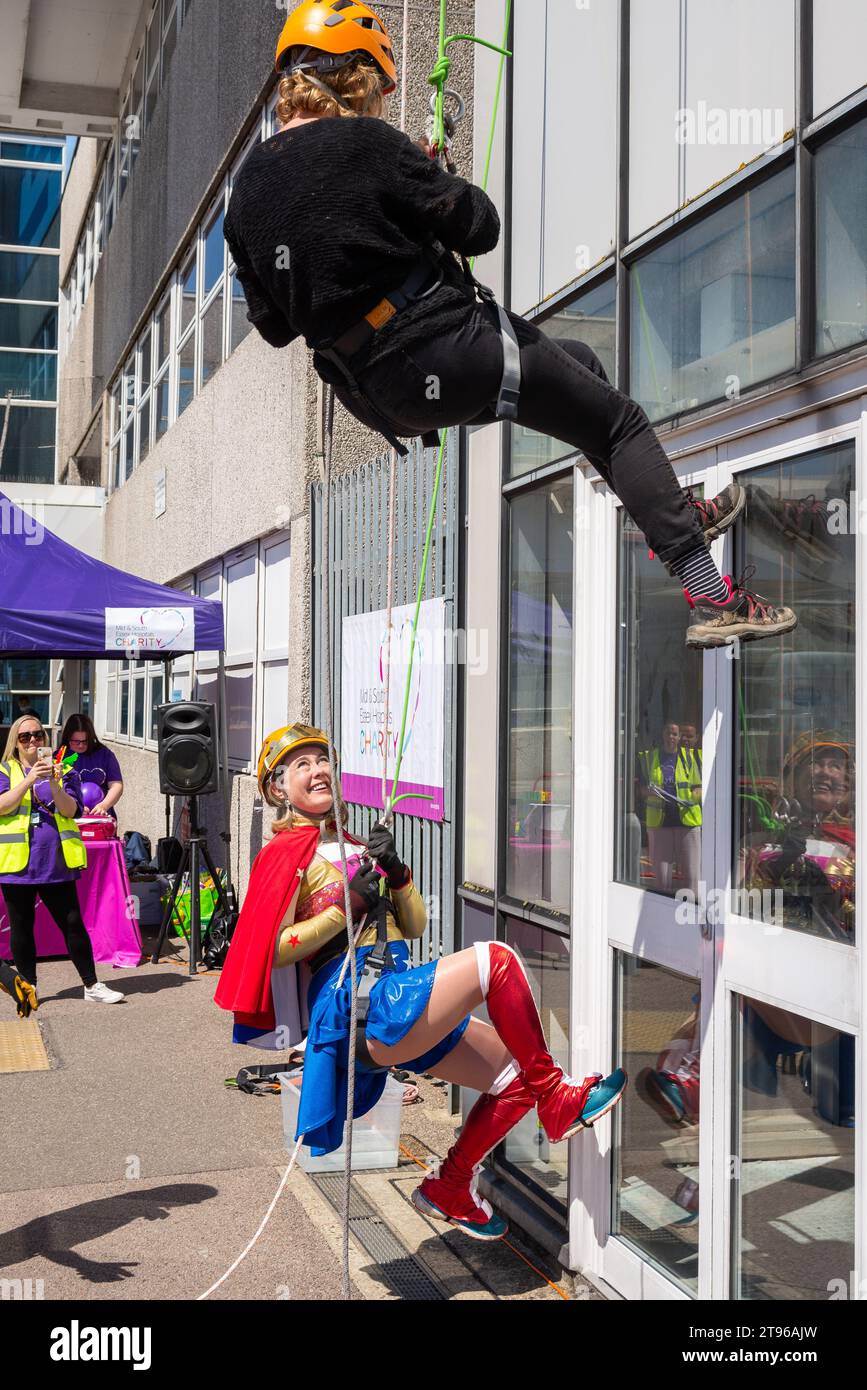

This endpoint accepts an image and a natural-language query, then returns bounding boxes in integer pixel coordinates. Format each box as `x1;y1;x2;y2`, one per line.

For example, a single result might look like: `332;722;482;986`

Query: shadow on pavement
0;1183;217;1285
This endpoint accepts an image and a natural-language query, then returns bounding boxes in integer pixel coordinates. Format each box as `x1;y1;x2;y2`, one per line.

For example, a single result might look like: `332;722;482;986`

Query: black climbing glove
348;859;381;921
365;821;410;889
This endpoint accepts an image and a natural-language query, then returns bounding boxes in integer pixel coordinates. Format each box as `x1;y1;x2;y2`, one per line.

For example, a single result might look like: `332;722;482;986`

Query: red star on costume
288;934;301;949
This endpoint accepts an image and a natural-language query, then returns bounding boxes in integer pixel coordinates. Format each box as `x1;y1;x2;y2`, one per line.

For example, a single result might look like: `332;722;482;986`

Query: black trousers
339;295;705;568
3;880;97;988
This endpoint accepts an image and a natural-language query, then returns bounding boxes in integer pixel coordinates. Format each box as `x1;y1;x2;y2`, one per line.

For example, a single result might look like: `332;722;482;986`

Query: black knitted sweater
223;115;501;369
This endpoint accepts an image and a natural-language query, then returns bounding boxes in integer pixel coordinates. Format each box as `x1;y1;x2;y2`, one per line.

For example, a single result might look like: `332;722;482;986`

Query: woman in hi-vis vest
0;715;123;1005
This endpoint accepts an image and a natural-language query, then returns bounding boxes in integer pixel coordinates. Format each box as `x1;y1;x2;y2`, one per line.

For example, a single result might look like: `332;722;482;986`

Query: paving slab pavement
0;949;587;1301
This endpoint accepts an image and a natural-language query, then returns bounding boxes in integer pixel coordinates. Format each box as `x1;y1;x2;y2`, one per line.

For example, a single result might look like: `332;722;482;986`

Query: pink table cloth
0;839;143;969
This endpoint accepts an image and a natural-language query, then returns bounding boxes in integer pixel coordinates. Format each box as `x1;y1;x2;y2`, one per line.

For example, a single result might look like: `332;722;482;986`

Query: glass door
710;426;860;1300
571;420;862;1303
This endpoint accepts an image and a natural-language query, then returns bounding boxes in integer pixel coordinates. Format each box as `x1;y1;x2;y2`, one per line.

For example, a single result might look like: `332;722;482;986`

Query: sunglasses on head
18;730;46;744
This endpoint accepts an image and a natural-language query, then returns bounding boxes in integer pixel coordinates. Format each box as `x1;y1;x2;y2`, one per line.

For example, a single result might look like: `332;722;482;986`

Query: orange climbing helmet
275;0;397;96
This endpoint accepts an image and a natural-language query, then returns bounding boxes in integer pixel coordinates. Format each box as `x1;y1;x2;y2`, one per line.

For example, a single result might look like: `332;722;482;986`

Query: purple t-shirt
0;764;85;885
72;745;123;818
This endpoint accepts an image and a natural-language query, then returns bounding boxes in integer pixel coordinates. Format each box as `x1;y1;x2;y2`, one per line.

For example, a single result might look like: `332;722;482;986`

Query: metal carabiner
429;87;466;141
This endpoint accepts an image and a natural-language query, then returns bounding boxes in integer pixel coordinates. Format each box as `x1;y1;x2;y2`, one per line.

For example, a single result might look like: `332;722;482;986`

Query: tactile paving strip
0;1019;51;1074
312;1173;447;1301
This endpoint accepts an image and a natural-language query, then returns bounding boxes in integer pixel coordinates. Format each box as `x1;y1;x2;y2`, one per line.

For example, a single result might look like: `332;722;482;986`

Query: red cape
214;824;320;1033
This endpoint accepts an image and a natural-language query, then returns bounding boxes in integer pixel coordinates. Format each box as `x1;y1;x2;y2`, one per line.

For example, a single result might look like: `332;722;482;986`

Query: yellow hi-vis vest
638;747;702;829
0;758;87;874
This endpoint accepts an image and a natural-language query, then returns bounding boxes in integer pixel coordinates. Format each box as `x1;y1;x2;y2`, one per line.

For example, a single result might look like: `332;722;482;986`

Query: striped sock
670;546;729;603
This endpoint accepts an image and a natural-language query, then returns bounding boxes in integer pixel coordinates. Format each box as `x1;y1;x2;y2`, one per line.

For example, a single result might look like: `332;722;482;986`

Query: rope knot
427;54;451;90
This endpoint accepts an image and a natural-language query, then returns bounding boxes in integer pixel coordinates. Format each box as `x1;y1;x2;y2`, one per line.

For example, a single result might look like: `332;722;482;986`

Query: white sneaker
83;982;124;1004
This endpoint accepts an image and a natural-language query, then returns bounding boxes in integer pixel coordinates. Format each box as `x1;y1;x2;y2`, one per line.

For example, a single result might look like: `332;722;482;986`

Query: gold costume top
273;816;427;968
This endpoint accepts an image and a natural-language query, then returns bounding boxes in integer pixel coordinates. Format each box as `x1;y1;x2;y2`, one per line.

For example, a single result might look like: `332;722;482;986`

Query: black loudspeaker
156;702;219;796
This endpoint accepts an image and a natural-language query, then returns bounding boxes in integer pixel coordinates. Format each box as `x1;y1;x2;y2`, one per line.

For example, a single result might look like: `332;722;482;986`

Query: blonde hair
275;57;384;125
3;713;48;764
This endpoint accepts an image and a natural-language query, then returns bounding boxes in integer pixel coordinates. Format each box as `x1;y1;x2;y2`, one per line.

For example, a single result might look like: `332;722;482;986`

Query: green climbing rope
387;0;513;815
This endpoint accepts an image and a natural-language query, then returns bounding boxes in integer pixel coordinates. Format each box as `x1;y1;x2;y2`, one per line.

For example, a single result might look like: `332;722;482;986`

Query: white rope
319;385;360;1302
196;1134;304;1300
380;449;398;810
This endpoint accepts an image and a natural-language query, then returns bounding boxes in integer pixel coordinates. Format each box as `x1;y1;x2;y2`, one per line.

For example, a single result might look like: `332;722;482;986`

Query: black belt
313;247;522;458
314;254;446;457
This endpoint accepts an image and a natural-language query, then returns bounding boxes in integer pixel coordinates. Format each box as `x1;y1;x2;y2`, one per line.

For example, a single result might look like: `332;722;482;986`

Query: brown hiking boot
686;481;746;543
685;567;798;648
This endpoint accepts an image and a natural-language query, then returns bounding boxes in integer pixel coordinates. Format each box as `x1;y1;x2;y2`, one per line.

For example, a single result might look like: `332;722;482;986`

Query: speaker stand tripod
151;794;234;975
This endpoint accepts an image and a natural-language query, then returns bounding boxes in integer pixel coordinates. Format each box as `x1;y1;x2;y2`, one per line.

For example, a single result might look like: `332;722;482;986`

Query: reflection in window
735;442;855;943
630;168;795;422
732;996;855;1300
501;919;570;1208
815;113;867;359
506;478;573;912
615;504;703;898
613;956;700;1295
510;276;616;478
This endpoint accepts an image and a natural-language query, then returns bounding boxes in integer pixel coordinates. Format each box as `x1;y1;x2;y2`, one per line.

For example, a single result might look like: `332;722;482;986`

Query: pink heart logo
139;608;188;649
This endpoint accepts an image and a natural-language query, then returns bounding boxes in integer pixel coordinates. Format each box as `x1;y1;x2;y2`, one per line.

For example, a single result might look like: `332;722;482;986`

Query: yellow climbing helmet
256;723;334;800
275;0;397;96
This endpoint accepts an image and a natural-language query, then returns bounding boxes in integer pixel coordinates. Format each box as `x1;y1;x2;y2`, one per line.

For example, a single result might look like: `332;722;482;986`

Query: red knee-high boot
412;1068;535;1241
482;942;622;1144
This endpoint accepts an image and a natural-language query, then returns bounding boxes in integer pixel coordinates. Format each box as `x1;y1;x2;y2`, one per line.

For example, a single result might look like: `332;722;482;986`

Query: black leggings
341;296;705;569
3;881;97;988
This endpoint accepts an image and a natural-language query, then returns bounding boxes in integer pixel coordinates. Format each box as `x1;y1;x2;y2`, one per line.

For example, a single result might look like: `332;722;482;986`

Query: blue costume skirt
297;940;470;1156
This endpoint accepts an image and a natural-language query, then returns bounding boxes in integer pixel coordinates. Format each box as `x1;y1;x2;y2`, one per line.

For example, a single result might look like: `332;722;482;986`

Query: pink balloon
80;781;103;811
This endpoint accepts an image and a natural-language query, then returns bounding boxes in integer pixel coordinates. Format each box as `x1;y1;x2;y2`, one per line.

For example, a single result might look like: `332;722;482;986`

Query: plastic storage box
279;1068;404;1173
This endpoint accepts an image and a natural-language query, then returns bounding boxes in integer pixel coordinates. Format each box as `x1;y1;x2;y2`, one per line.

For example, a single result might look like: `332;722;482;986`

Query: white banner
105;606;195;654
340;597;445;821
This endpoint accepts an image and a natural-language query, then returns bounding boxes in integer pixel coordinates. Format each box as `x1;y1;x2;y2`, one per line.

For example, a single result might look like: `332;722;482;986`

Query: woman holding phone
0;715;123;1004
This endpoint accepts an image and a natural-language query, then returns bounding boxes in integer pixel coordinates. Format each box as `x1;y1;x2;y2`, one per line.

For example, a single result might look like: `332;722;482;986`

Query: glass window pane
177;332;195;416
156;300;171;368
133;678;146;739
163;3;178;69
263;538;291;651
227;667;254;765
180;253;197;334
510;276;617;479
615;499;704;898
155;377;170;441
732;995;855;1299
230;273;253;352
0;303;57;351
735;442;856;943
262;660;288;736
104;680;116;736
630;168;796;423
0;692;50;725
506;478;573;913
122;357;136;420
226;552;257;655
502;919;570;1208
140;327;152;392
0;658;50;690
0;351;57;403
139;395;151;464
203;207;225;297
0;405;55;483
119;680;130;735
815;114;867;359
0;141;63;164
0;168;61;248
124;420;135;480
149;673;163;740
0;250;58;300
201;287;224;386
613;956;700;1294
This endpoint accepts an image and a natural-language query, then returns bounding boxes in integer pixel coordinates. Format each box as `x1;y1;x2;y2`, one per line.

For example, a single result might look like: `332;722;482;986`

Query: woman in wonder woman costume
216;724;628;1241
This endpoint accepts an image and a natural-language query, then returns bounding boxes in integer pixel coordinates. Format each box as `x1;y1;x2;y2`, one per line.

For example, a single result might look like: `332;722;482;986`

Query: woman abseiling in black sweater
223;0;796;650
